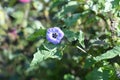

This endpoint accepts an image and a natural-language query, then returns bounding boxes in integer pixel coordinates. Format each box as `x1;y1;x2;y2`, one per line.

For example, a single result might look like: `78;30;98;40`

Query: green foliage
64;30;77;42
95;46;120;61
64;74;75;80
64;13;81;27
86;66;115;80
64;30;84;46
30;46;62;67
27;28;46;41
0;0;120;80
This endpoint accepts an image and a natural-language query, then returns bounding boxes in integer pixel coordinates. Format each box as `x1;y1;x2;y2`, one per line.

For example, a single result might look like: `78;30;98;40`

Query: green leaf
50;0;67;10
60;1;79;15
84;58;96;69
77;30;85;48
86;65;116;80
112;0;120;9
30;48;60;66
114;63;120;71
33;1;43;11
94;46;120;61
64;13;81;27
11;11;24;19
86;68;103;80
56;1;79;19
27;29;46;41
64;30;85;47
63;30;77;42
11;11;24;24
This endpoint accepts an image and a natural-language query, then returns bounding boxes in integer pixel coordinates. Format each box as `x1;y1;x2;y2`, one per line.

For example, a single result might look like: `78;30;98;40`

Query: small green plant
0;0;120;80
29;0;120;80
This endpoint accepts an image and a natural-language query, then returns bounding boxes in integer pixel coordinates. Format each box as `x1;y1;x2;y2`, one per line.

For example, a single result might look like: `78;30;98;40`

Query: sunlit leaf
94;46;120;61
30;48;60;66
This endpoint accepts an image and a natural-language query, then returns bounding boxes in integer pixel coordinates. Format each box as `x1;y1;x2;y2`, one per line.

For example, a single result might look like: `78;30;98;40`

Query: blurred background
0;0;120;80
0;0;54;80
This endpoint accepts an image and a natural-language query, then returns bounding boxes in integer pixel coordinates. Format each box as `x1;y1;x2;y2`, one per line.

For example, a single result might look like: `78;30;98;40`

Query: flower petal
46;27;64;44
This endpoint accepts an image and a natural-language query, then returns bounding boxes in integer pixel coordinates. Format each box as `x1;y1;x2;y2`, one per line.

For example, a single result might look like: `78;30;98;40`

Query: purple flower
46;27;64;44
